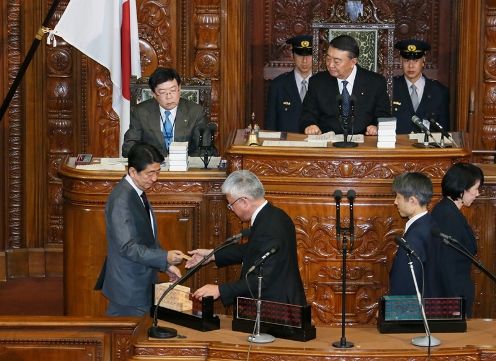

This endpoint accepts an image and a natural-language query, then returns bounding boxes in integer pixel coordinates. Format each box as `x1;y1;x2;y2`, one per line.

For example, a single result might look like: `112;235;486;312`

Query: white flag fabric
52;0;141;153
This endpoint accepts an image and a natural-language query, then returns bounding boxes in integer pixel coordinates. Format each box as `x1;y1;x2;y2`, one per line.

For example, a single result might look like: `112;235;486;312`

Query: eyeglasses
155;87;179;97
227;197;245;211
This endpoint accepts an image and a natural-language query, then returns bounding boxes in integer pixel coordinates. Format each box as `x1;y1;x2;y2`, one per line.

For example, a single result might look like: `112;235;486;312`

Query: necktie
299;79;307;101
410;84;419;111
162;110;173;149
140;192;151;220
341;80;351;117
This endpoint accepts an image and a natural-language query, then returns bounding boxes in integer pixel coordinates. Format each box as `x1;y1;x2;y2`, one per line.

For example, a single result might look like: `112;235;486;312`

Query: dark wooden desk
132;316;496;360
59;158;228;316
223;131;496;326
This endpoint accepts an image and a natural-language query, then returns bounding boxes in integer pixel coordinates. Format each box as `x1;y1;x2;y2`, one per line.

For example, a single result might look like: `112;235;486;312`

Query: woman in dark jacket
431;163;484;317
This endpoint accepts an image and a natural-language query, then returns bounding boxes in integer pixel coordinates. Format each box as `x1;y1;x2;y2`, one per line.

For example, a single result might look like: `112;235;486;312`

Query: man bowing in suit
265;35;313;132
122;67;206;157
96;142;187;316
392;39;450;134
185;170;307;307
300;34;390;136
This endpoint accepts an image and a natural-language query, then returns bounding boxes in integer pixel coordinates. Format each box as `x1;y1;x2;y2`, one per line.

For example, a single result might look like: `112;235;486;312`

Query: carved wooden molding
6;0;22;249
243;158;452;179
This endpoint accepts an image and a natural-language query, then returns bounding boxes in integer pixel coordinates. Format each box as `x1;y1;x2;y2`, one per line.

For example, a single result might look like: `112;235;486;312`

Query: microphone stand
199;125;216;168
440;238;496;283
406;254;441;347
332;189;354;348
333;105;358;148
149;236;241;338
247;264;275;343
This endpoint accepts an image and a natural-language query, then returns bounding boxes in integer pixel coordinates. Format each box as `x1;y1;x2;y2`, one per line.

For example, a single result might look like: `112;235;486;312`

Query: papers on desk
76;157;126;171
258;131;282;139
306;131;364;143
262;140;328;147
409;132;454;145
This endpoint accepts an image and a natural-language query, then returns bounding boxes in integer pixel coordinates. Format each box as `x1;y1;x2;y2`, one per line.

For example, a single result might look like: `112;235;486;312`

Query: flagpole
0;0;63;123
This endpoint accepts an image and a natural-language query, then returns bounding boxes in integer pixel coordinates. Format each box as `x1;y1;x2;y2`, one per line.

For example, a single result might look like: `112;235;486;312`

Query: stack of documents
168;142;188;171
377;117;397;148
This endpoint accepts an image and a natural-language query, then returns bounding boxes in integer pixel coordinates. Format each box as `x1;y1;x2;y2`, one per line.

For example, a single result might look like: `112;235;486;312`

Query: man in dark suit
185;170;307;306
392;39;450;134
389;172;442;297
96;142;187;316
300;34;390;136
122;67;207;157
265;35;313;132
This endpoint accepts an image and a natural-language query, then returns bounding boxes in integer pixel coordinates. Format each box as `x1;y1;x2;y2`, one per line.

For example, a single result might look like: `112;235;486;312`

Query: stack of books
168;142;188;171
377;117;397;148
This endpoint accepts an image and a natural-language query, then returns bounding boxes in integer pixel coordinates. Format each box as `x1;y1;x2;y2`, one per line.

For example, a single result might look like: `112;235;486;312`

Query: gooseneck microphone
426;118;459;147
394;236;418;258
246;247;278;274
224;228;251;244
148;228;251;339
411;115;432;136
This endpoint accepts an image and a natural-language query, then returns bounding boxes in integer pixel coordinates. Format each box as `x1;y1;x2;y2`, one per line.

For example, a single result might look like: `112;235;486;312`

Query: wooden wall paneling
0;0;8;282
0;316;140;361
137;0;177;75
190;0;221;147
43;0;75;279
467;179;496;318
4;0;23;272
218;0;248;153
481;0;496;152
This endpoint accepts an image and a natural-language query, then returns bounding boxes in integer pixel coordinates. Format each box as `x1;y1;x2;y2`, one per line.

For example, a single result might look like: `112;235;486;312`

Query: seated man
300;34;390;136
389;172;442;297
392;39;450;134
185;170;307;306
122;67;206;157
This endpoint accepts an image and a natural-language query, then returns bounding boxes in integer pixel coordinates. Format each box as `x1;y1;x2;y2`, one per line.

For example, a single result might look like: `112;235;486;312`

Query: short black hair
392;172;433;206
148;67;182;93
329;35;360;59
128;142;164;173
442;163;484;200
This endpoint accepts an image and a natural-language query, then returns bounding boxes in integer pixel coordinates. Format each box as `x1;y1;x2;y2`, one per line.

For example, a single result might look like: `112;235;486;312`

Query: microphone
196;124;206;146
426;118;459;147
333;189;343;202
427;118;450;139
346;189;356;202
411;115;432;136
246;247;278;274
394;236;418;258
224;228;251;244
149;228;250;338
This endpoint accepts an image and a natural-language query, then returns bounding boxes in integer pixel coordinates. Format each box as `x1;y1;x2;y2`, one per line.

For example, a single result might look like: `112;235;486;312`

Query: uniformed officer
265;35;313;132
392;39;450;134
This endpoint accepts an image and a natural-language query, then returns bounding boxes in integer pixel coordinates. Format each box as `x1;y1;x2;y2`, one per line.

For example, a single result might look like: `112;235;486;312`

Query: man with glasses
95;142;187;316
122;67;206;157
185;170;307;307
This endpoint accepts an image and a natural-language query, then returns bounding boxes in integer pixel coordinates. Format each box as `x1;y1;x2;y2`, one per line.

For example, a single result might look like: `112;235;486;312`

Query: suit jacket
431;197;477;317
265;70;305;132
392;75;450;134
389;213;443;297
216;202;307;306
299;65;391;134
122;97;206;157
98;177;168;308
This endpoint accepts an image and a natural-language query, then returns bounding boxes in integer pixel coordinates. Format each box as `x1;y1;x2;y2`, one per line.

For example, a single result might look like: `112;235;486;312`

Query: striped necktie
162;110;173;149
